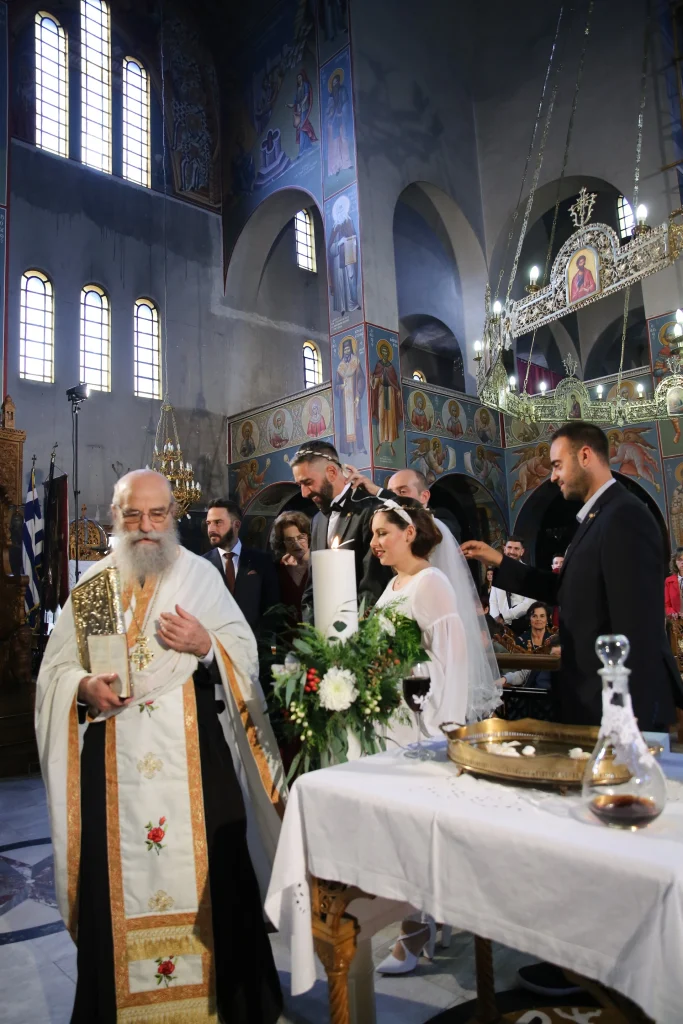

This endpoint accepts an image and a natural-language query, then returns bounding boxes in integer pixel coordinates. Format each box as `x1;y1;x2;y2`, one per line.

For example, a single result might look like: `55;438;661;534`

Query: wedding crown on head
294;448;341;466
376;498;414;525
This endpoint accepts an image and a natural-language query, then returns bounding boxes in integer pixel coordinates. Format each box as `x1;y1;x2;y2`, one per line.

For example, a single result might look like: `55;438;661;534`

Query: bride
370;496;501;974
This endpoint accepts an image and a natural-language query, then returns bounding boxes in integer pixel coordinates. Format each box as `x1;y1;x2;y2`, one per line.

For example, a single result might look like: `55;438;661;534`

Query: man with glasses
36;469;284;1024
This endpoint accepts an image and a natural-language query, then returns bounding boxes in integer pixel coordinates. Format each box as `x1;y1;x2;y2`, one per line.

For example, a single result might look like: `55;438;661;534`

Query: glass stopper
595;634;630;668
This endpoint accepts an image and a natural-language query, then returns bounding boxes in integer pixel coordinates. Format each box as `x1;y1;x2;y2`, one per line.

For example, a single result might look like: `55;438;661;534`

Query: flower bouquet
271;604;428;780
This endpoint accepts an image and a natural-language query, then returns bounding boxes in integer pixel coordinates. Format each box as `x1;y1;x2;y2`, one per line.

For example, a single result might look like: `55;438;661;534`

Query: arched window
80;284;110;391
80;0;111;173
20;270;54;383
412;369;427;383
134;298;161;398
617;196;634;240
294;209;316;272
303;341;322;388
122;57;150;187
35;12;69;158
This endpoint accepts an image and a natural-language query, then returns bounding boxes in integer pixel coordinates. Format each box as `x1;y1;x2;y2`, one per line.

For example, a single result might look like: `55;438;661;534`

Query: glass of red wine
402;662;434;761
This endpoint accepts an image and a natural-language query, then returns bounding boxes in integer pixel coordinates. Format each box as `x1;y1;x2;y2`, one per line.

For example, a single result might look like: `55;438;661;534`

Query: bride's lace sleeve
411;571;469;734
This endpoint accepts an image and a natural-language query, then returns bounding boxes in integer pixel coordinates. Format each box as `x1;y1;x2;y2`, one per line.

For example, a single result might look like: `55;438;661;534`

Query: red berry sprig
304;667;321;694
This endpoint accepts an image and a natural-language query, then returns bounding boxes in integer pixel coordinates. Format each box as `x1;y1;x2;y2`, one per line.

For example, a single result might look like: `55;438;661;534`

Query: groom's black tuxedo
493;480;682;728
301;487;395;620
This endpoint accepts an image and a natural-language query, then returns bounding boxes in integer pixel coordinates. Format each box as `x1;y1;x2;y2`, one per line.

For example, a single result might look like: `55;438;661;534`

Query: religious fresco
320;47;356;197
402;384;501;447
0;3;7;209
229;447;297;511
164;16;220;207
406;432;457;483
505;442;553;512
567;247;600;305
503;416;559;448
659;415;683;457
664;457;683;548
606;422;665;515
331;325;369;470
226;0;322;216
316;0;349;65
229;387;333;463
462;444;506;506
648;310;679;381
325;183;363;333
368;327;404;470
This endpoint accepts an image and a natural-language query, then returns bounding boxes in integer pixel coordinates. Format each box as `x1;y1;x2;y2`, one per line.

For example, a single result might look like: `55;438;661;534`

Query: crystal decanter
582;634;667;830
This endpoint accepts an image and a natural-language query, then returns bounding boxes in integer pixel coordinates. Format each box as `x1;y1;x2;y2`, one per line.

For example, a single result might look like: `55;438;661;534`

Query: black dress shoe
517;962;585;997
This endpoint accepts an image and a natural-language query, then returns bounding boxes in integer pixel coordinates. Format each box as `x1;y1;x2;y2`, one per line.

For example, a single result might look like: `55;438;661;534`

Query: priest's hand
158;605;211;658
78;673;133;712
346;469;380;495
460;541;504;567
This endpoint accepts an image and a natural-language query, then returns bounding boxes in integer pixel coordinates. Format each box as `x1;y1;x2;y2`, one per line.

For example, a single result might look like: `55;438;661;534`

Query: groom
291;440;395;617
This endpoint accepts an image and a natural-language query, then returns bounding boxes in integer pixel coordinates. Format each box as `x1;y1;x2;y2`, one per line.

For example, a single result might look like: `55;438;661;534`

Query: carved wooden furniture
0;396;37;776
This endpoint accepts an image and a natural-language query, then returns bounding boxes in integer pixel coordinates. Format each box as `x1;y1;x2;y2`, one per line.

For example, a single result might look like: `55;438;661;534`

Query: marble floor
0;775;541;1023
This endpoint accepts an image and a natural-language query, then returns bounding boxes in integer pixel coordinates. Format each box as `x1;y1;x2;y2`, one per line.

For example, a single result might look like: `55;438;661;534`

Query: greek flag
22;468;43;626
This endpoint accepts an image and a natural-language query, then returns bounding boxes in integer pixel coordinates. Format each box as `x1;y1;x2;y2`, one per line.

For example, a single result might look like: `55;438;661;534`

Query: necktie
224;551;235;595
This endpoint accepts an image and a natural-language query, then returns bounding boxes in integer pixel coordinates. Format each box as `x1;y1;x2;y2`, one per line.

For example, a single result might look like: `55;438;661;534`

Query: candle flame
331;537;339;550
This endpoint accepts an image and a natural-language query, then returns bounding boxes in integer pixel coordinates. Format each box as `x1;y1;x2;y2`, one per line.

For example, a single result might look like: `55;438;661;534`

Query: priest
36;469;285;1024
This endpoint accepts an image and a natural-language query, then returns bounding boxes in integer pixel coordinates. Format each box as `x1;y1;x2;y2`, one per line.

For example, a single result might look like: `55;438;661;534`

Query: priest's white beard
113;526;179;585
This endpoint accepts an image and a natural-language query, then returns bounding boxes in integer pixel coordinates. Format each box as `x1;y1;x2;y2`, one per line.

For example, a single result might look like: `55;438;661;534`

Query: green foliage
270;603;427;781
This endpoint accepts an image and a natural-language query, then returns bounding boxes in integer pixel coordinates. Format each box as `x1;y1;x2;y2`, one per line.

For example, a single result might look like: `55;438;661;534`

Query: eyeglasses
117;506;172;525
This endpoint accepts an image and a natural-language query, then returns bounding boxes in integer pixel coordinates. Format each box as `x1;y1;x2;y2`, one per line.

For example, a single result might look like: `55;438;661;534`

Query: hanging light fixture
148;0;201;518
476;3;683;428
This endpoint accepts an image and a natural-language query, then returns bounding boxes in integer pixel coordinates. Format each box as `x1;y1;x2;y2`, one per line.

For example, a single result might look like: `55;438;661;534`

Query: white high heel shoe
376;918;436;975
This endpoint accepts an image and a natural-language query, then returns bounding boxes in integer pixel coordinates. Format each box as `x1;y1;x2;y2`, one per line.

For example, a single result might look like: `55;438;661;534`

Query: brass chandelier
475;2;683;428
151;396;202;518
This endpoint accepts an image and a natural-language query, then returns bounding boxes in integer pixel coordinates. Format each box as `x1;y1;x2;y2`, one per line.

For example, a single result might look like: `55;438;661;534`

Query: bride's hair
374;497;442;558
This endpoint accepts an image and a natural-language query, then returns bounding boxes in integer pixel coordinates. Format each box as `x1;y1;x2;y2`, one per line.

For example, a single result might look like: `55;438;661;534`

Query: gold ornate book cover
71;566;127;674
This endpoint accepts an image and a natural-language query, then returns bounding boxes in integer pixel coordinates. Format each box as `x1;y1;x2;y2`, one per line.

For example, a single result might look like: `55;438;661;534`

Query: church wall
7;140;229;511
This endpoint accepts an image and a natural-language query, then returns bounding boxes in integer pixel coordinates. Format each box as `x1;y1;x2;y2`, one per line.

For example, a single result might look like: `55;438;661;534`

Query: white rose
376;614;396;637
318;668;359;712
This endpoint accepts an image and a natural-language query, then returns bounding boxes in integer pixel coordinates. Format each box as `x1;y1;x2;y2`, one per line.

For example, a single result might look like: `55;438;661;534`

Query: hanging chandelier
475;3;683;428
151;396;202;518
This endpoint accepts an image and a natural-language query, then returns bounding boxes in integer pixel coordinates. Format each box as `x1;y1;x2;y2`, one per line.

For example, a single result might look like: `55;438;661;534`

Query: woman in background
271;512;311;624
664;547;683;619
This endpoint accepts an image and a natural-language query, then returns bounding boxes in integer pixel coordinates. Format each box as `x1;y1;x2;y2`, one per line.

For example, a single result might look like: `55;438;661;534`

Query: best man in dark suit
203;499;280;638
463;421;682;730
290;441;395;619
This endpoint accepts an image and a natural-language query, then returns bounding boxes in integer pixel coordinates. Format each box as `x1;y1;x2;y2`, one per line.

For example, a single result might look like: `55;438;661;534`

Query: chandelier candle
311;540;359;641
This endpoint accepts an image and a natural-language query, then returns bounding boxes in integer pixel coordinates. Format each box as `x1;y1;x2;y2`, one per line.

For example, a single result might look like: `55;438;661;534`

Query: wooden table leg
470;935;502;1024
311;878;375;1024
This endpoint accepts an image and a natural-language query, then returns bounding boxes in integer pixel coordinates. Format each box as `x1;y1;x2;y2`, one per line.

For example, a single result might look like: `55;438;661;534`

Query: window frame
133;297;162;399
35;11;69;159
122;56;151;188
79;283;111;392
19;269;55;384
80;0;112;174
294;209;317;273
303;340;322;388
617;196;635;241
412;369;427;383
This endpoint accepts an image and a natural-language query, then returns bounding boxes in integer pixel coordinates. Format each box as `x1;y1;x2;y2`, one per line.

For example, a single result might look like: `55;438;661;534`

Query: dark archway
430;473;508;587
514;474;669;569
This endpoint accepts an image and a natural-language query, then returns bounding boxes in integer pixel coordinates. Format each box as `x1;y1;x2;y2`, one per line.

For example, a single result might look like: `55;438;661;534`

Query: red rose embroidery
145;817;168;854
155;955;177;986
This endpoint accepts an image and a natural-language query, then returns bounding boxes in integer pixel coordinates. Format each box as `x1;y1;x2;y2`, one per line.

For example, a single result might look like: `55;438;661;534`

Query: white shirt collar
576;477;616;523
330;482;351;509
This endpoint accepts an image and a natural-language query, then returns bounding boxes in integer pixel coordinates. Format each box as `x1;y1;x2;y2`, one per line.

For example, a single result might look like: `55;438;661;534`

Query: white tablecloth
265;741;683;1022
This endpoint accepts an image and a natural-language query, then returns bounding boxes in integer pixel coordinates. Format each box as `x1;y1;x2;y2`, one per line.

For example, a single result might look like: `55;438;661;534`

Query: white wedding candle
311;544;359;641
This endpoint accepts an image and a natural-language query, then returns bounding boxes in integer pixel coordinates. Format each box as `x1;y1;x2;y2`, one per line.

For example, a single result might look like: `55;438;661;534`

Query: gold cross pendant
130;635;154;672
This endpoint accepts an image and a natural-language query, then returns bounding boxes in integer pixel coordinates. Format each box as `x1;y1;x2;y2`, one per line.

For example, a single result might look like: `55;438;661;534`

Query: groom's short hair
291;440;341;468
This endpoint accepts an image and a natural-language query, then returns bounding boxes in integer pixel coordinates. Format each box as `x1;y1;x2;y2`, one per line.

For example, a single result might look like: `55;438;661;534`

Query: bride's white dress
375;566;469;741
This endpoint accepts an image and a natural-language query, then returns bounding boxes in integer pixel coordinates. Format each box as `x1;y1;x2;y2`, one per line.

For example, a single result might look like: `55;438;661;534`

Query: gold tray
440;717;644;789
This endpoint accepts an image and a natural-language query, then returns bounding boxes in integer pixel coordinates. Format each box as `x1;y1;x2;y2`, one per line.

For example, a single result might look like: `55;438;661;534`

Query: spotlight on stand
66;383;90;403
66;382;91;583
